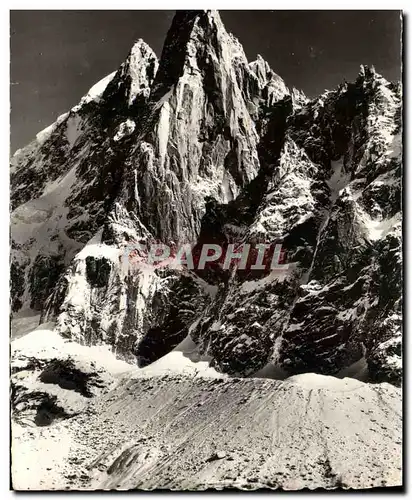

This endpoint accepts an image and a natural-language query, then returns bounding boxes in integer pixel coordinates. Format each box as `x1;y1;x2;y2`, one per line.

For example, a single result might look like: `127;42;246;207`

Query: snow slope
11;320;402;490
133;335;227;379
12;367;401;490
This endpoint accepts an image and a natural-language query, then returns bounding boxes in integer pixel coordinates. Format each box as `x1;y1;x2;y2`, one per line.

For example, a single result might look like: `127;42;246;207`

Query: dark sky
10;10;402;153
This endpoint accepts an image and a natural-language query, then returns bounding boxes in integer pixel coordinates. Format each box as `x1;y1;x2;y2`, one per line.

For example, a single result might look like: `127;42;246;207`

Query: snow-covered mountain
10;10;402;490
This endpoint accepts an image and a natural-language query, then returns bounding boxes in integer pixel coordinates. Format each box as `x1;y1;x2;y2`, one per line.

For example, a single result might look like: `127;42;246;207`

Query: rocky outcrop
10;327;131;427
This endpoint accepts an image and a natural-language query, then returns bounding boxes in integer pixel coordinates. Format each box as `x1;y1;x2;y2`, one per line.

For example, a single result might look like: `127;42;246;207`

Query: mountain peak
359;63;376;78
129;38;154;58
103;39;158;107
149;10;248;101
356;63;388;88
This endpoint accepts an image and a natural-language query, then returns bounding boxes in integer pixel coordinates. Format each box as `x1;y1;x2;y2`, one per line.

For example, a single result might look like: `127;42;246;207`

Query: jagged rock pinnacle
103;39;158;107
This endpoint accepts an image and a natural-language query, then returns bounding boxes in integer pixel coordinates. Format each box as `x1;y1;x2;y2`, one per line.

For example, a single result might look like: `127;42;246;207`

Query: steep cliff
193;67;402;383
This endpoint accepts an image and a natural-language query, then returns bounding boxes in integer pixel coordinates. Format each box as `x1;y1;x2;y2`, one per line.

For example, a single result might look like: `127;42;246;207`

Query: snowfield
11;326;402;491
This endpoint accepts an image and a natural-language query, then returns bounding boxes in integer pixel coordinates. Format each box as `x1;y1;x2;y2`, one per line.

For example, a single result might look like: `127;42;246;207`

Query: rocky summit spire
149;11;204;101
102;39;158;111
128;10;289;246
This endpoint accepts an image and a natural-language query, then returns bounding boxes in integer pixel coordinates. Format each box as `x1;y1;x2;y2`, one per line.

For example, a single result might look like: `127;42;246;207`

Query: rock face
10;11;402;385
